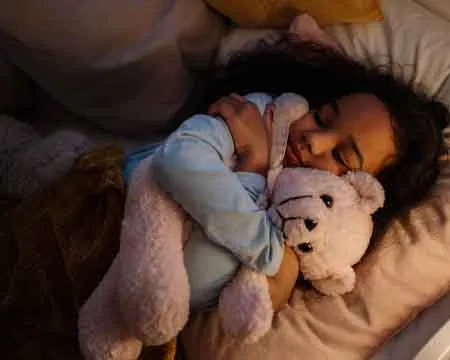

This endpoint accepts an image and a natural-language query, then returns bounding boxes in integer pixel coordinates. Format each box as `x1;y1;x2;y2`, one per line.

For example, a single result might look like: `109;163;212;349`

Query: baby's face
283;93;397;176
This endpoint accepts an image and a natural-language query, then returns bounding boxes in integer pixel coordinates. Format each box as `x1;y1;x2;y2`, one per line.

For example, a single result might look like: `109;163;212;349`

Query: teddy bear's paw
219;268;273;344
311;267;356;296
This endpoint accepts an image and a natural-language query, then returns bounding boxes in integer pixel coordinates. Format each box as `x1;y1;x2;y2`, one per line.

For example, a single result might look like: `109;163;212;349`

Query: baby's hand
208;93;273;175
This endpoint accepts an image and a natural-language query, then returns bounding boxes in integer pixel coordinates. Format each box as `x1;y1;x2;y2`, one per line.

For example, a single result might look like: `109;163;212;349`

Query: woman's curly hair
185;34;450;227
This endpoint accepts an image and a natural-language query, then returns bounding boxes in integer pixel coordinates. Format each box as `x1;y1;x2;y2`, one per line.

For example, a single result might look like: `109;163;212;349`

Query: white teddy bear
78;94;385;359
220;166;385;342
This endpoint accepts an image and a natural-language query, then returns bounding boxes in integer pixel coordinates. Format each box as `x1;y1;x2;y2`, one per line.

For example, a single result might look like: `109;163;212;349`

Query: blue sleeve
235;172;266;203
151;105;283;275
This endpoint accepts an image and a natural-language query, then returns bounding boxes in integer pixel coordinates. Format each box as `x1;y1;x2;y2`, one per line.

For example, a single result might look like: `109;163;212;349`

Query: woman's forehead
334;93;397;174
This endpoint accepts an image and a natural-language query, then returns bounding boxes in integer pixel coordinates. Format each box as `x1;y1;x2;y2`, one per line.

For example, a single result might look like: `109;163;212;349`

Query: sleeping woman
3;27;448;360
123;36;449;314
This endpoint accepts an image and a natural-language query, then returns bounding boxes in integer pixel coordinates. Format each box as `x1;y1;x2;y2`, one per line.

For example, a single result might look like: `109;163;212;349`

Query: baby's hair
188;34;449;227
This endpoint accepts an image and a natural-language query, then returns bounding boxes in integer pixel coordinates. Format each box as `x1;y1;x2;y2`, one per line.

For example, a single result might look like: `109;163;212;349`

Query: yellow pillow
205;0;383;27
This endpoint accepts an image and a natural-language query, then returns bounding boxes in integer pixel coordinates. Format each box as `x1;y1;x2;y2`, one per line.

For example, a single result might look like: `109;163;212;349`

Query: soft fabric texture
150;93;284;276
0;116;92;198
2;1;449;359
79;154;189;360
78;93;299;357
218;166;385;344
0;0;225;136
373;291;450;360
182;162;450;360
325;0;450;110
413;0;450;22
216;14;343;66
180;3;450;359
205;0;383;28
79;92;385;358
1;145;178;360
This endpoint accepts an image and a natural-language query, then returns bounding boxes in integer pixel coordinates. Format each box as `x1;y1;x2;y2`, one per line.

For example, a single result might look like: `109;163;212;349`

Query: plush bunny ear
342;171;385;214
266;93;309;196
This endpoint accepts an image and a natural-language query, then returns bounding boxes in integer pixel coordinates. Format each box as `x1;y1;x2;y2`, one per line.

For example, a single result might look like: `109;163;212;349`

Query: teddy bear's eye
320;194;333;208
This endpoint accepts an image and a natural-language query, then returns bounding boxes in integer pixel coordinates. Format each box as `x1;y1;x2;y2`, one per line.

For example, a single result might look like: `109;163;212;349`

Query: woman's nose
305;131;339;156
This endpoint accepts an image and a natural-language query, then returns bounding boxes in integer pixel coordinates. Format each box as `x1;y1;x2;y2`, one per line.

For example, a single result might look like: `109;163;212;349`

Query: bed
1;0;450;359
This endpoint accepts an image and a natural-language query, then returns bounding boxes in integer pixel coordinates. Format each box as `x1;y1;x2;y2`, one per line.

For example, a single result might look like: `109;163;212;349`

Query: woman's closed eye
332;145;363;172
313;110;330;129
331;148;351;171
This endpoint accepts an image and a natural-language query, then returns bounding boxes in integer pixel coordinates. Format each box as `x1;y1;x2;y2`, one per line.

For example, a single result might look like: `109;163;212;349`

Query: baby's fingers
208;94;244;116
208;103;238;126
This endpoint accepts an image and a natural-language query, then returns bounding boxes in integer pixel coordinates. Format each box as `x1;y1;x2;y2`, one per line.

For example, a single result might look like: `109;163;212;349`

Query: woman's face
284;93;397;176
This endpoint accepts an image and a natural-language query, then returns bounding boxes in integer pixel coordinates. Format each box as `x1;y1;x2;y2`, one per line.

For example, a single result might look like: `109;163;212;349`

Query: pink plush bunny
78;94;384;359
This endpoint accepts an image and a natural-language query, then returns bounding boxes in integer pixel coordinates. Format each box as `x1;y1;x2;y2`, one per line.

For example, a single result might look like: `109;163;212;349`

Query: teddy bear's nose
304;218;317;231
298;242;313;253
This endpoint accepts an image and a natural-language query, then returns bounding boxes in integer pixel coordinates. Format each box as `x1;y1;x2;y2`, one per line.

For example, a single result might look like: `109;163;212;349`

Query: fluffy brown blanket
1;145;176;360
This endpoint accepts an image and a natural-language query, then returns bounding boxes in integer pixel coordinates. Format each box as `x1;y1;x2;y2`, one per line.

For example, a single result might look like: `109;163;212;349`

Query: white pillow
218;0;450;109
413;0;450;22
325;0;450;108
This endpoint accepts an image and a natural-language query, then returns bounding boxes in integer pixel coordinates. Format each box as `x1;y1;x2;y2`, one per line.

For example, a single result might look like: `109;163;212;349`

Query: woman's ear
342;171;385;214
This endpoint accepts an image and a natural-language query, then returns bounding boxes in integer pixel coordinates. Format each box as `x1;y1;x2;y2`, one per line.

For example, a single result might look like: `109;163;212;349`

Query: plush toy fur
78;94;385;359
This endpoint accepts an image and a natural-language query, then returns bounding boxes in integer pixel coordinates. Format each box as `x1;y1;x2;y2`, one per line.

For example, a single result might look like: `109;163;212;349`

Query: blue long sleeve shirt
148;93;284;276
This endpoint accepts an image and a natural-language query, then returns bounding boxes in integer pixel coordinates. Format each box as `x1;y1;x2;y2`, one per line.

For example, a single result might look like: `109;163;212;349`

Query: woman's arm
267;247;299;311
208;93;273;175
151;94;284;275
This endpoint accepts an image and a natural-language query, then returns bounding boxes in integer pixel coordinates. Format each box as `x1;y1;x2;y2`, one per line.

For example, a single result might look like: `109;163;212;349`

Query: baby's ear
342;171;385;214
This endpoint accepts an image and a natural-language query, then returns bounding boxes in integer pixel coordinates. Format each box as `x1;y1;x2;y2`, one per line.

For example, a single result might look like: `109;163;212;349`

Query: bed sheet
372;292;450;360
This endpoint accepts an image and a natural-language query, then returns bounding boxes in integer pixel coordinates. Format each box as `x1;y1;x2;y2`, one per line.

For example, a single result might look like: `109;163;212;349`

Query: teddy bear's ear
342;171;385;214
